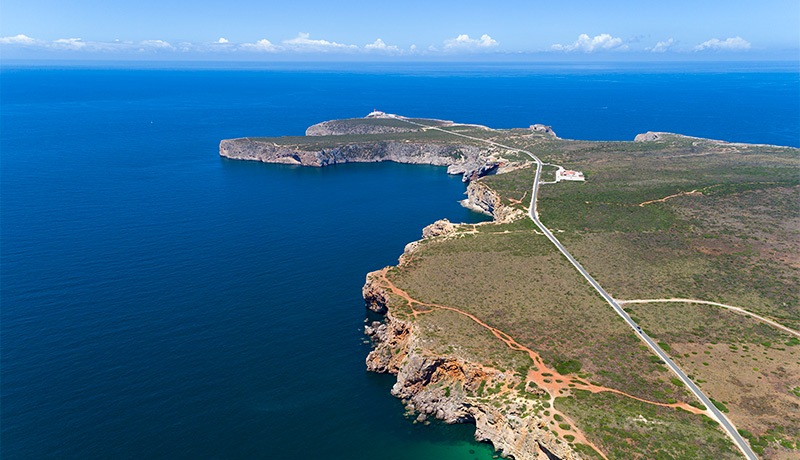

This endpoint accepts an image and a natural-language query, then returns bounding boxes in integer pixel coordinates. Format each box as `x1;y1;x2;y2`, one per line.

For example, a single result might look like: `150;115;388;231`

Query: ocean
1;61;798;459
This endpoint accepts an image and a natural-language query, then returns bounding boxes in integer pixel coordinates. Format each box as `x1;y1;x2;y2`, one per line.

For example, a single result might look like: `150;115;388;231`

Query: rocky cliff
363;270;580;460
220;137;512;182
362;179;580;460
220;137;480;168
219;116;532;182
462;181;525;223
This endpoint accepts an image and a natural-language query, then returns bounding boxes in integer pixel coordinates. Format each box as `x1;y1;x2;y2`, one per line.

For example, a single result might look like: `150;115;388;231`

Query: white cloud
0;34;38;45
51;38;86;50
282;32;357;51
1;35;184;53
647;38;675;53
364;38;400;53
443;34;498;50
216;38;229;44
238;39;279;52
177;42;194;52
551;33;626;53
693;36;750;51
139;39;174;50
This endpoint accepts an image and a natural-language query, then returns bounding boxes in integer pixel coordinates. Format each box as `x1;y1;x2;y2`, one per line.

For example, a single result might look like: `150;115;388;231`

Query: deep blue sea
1;62;798;460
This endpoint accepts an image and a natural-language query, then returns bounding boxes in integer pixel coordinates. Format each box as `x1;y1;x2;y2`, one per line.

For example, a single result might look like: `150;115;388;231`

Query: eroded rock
422;219;456;238
362;274;582;460
530;124;557;137
462;181;524;223
634;131;661;142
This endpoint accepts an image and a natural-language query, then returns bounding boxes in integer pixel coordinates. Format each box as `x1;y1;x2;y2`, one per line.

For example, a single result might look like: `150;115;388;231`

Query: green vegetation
572;443;606;459
330;119;800;459
556;391;740;459
621;299;800;447
710;399;729;413
248;121;495;151
388;229;689;404
554;359;582;375
481;135;799;324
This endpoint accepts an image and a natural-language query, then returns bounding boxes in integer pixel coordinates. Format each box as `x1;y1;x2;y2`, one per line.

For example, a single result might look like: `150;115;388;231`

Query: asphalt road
391;115;758;460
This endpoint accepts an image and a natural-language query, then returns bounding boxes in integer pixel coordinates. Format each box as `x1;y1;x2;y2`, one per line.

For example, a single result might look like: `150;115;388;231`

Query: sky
1;0;798;61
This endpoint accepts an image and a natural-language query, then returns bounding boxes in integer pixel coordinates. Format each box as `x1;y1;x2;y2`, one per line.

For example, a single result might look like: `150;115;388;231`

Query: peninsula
220;113;800;460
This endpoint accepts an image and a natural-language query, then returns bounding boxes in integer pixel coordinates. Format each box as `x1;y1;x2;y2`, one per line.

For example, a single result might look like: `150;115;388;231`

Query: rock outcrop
421;219;456;238
462;181;524;223
634;131;661;142
363;271;579;460
461;162;500;182
531;124;557;137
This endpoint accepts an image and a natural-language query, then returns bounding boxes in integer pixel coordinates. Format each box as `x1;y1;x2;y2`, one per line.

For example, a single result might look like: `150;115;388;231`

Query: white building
556;169;585;182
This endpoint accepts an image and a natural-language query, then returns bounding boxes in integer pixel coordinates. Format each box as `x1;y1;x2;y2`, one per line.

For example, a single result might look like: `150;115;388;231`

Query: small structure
556;169;585;182
367;110;386;117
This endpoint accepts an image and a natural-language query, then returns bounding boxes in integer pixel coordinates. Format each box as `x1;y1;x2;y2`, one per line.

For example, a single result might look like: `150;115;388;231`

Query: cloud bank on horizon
551;34;626;52
0;32;757;58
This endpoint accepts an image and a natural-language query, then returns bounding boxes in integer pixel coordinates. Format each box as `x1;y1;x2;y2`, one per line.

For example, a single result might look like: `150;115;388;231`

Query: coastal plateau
221;114;800;460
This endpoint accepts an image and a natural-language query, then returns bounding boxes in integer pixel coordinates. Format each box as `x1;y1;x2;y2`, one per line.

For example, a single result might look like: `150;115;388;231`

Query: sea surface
1;62;798;460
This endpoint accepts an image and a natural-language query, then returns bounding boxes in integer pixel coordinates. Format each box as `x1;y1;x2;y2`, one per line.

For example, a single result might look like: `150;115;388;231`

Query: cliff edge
219;116;526;182
362;184;580;460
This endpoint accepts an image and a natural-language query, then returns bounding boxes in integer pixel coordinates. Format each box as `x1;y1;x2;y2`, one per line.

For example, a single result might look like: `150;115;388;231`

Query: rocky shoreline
221;116;579;459
362;189;580;460
218;115;534;182
219;136;518;182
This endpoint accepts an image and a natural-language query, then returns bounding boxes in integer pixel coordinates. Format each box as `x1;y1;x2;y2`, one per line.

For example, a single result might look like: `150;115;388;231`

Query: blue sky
1;0;798;60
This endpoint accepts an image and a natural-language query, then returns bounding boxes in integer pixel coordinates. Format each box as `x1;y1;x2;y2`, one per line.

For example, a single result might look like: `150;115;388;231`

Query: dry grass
364;125;800;459
388;230;695;405
623;300;800;457
555;390;741;460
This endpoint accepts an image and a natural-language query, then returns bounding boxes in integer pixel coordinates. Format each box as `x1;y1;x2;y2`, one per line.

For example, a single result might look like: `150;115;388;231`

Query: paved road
617;298;800;339
390;115;758;460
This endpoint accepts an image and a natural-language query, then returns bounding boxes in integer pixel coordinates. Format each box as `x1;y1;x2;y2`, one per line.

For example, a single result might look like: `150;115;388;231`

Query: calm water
1;62;798;459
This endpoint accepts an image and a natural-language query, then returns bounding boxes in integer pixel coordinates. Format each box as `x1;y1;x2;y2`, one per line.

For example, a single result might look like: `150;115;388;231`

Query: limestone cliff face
219;135;516;182
219;138;484;171
363;271;579;460
462;181;524;223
